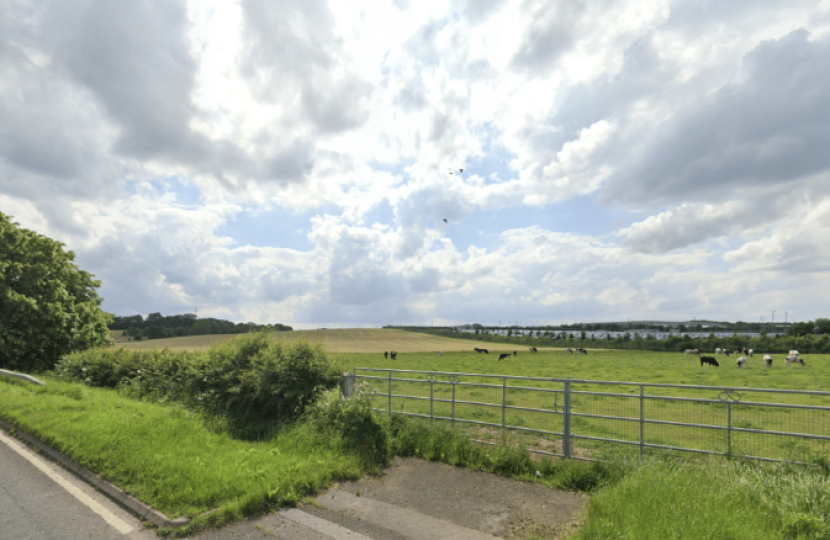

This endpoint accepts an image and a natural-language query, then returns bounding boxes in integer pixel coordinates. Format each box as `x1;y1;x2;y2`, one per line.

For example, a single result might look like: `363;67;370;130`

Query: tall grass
571;458;830;540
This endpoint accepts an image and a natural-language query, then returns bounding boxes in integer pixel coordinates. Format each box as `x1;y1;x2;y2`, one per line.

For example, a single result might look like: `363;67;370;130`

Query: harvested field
115;328;531;354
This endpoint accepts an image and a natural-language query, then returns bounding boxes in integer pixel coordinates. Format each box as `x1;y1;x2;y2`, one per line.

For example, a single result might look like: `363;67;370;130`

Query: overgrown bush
306;384;388;466
55;334;342;439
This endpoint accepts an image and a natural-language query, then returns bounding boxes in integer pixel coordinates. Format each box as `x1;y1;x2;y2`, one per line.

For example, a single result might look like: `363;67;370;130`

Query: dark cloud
328;232;403;305
407;267;440;293
510;0;586;73
0;44;87;178
258;268;312;303
240;0;372;135
60;0;201;160
403;19;444;66
395;85;427;112
601;30;830;206
459;0;508;24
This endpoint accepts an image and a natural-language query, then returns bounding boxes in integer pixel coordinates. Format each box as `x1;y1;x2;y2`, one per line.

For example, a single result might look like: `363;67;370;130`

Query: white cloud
3;0;830;325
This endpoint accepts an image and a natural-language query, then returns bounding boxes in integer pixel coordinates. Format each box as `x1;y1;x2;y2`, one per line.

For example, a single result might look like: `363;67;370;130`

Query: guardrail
352;368;830;463
0;369;45;386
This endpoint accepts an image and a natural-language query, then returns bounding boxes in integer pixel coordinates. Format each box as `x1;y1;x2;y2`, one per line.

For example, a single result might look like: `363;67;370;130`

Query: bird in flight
443;218;448;223
449;168;464;175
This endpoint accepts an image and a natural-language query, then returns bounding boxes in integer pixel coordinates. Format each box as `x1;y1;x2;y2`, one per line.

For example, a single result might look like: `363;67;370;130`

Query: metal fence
352;368;830;463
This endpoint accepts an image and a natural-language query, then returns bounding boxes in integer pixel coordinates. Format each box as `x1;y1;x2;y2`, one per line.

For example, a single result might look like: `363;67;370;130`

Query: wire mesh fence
352;368;830;463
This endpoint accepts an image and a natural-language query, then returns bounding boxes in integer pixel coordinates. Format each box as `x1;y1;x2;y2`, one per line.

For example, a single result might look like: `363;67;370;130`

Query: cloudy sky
3;0;830;328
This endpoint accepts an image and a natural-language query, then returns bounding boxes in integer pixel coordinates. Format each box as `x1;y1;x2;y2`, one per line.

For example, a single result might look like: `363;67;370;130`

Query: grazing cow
786;354;805;366
577;348;588;354
725;350;730;356
529;347;538;353
700;356;720;367
733;349;742;355
736;357;747;369
748;349;754;358
566;348;573;354
715;348;723;355
439;351;443;356
391;351;397;360
684;349;700;356
513;350;517;356
481;348;489;354
384;351;388;359
498;353;510;361
474;348;482;353
764;355;773;369
789;350;800;356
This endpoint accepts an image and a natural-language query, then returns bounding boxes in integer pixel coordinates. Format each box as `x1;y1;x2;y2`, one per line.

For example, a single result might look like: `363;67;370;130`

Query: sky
2;0;830;329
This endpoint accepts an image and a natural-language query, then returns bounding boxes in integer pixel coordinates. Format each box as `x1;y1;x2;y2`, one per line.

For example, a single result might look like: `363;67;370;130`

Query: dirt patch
466;426;597;461
323;456;589;539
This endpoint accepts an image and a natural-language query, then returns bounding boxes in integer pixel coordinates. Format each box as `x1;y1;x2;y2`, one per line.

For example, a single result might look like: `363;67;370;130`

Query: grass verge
570;457;830;540
0;374;366;537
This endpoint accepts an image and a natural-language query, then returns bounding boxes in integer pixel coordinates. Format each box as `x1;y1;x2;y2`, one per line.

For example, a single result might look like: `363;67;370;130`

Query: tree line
400;325;830;354
110;313;292;341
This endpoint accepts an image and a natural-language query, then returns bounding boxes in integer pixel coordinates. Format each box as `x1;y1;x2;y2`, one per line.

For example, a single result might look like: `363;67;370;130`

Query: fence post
563;380;572;458
430;375;434;422
639;385;645;458
502;377;507;429
341;371;355;399
727;401;732;456
451;380;456;427
388;370;392;414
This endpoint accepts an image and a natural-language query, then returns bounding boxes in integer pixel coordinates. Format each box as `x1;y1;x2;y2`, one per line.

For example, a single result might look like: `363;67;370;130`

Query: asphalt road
0;430;155;540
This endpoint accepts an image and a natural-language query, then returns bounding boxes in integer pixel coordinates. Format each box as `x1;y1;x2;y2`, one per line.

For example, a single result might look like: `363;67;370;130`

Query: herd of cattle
380;347;808;369
685;347;806;368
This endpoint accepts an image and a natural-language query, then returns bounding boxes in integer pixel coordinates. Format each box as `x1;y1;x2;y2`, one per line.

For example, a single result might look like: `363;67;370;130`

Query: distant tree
814;318;830;334
0;212;112;371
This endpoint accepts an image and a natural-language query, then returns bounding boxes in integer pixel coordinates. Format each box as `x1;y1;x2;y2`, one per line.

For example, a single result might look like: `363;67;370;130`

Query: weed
256;524;278;537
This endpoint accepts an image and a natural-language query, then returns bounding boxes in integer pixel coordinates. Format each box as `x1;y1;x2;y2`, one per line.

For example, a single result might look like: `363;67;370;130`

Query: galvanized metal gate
351;368;830;463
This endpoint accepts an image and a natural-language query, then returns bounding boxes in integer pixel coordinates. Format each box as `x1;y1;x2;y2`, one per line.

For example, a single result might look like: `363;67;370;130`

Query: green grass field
339;348;830;462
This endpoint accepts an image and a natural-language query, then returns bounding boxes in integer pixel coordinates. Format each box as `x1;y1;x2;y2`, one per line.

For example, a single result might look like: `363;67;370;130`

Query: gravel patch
322;456;589;539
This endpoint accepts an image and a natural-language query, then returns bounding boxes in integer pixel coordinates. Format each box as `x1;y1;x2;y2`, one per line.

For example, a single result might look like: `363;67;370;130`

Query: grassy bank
0;374;367;535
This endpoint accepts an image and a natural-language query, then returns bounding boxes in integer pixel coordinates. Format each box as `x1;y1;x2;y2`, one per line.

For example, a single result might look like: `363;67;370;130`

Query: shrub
55;334;342;439
306;384;388;466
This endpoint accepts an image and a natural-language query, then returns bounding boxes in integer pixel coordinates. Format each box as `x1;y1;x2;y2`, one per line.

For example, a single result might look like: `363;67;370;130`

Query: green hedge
55;334;342;439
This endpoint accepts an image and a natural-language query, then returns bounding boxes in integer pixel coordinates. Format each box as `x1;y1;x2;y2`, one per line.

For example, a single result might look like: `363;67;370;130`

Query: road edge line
0;417;191;530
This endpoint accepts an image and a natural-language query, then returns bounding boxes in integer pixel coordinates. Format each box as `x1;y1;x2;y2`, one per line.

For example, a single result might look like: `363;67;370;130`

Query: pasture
340;348;830;463
341;347;829;392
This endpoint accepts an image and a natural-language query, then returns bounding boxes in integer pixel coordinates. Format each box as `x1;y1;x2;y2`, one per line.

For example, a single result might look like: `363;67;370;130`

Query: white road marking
280;508;373;540
0;430;134;534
